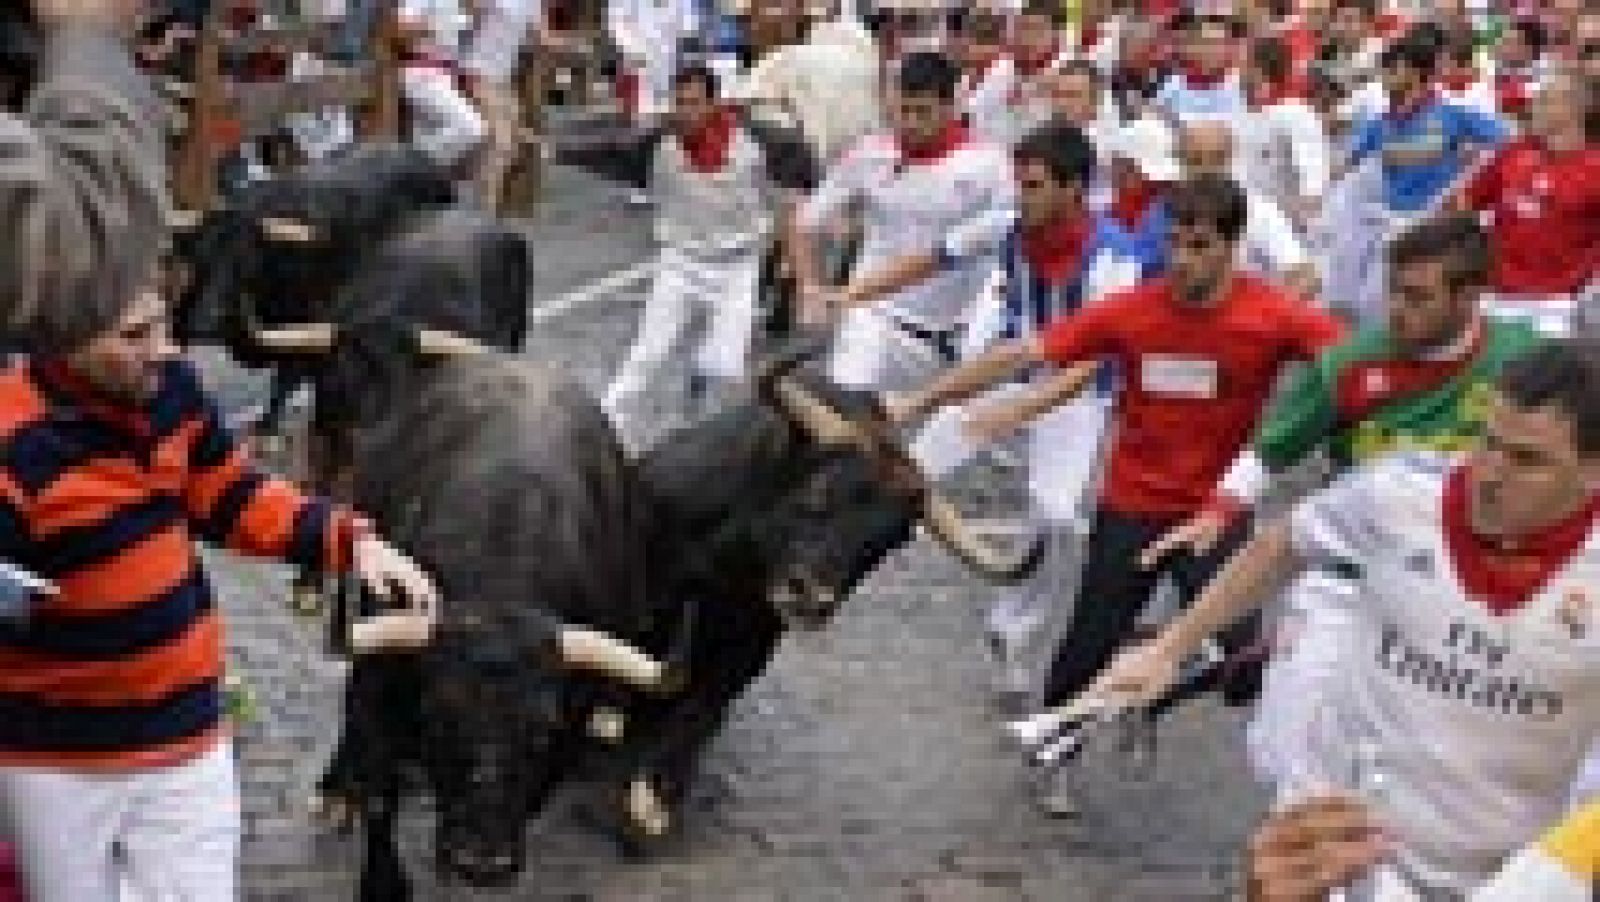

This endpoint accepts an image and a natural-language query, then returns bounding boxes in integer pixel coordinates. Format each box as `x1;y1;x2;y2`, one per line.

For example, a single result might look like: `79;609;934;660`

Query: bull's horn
168;208;203;231
923;494;1044;583
557;627;668;690
349;612;435;653
254;324;336;353
259;217;319;243
417;329;488;356
768;377;862;446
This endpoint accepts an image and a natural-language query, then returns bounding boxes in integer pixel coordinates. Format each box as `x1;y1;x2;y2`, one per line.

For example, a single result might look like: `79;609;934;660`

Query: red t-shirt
1038;275;1344;521
1462;138;1600;296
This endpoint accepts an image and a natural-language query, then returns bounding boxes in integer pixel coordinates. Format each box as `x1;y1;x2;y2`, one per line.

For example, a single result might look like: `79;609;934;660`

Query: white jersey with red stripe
1288;452;1600;895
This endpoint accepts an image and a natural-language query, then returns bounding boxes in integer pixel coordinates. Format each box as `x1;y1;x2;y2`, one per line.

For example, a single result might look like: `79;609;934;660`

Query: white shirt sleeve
1246;194;1309;276
1289;465;1389;570
1281;102;1332;202
1083;248;1141;304
939;207;1016;264
606;0;645;60
798;145;869;231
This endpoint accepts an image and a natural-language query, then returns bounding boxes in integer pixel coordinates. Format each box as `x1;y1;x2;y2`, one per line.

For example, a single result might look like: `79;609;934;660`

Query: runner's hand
353;535;440;618
1138;510;1229;570
1082;640;1184;708
880;391;922;429
796;283;837;328
1246;794;1390;901
961;403;1022;445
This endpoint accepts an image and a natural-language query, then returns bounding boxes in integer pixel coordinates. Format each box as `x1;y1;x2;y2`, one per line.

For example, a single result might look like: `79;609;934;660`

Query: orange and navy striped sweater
0;358;359;770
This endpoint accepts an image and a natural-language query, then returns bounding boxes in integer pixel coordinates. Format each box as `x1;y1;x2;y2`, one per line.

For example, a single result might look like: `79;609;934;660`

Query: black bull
317;352;1037;900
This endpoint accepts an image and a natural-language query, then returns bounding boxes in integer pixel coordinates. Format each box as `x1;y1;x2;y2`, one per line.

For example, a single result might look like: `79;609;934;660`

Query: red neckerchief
1248;79;1301;110
1386;87;1437;123
896;121;970;165
1015;42;1060;78
1495;72;1533;113
1019;213;1091;285
1332;319;1486;425
964;50;1004;84
1439;70;1478;94
1179;62;1231;90
1443;465;1600;616
1111;177;1159;231
1376;12;1408;40
679;106;739;173
32;359;154;439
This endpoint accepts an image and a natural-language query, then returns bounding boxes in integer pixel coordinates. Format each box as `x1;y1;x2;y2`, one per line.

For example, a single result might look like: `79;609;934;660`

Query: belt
885;315;960;364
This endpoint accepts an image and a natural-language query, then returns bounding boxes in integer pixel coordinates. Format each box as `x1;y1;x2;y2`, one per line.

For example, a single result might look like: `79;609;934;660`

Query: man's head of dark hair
1166;173;1249;243
1014;123;1097;188
1019;0;1065;26
1446;31;1477;66
673;63;720;99
1509;17;1549;55
1382;36;1441;76
1389;213;1490;291
898;51;961;101
1173;11;1244;39
1250;36;1293;83
966;12;1007;44
1496;340;1600;459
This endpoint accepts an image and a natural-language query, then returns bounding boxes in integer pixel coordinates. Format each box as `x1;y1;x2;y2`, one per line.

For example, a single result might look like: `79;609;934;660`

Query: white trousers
604;246;763;452
827;306;949;394
0;739;240;902
984;395;1109;688
402;66;488;167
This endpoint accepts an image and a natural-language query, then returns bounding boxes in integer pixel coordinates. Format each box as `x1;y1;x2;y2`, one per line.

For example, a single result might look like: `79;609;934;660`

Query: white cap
1111;117;1181;183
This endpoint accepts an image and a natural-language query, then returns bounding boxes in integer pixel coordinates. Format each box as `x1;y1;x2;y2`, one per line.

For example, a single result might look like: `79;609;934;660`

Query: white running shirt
1289;452;1600;895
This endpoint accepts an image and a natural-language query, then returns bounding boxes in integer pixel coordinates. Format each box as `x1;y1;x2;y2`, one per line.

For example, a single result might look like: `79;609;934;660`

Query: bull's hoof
578;776;678;858
305;791;361;833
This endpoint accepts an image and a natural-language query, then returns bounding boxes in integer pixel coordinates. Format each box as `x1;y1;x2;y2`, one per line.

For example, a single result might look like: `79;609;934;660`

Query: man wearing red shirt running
1456;73;1599;338
888;174;1344;811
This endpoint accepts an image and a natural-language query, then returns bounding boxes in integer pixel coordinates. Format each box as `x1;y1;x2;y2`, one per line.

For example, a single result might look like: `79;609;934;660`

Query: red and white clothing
1035;273;1343;521
607;0;698;120
801;125;1015;390
1462;137;1600;335
398;0;486;165
1288;453;1600;895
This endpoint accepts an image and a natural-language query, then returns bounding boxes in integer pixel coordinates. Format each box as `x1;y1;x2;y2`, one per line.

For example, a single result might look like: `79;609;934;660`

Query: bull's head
348;609;671;886
750;340;1042;622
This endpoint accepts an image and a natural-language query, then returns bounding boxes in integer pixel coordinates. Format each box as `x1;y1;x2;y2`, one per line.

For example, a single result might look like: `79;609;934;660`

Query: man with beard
0;278;439;900
885;174;1344;813
1091;338;1600;898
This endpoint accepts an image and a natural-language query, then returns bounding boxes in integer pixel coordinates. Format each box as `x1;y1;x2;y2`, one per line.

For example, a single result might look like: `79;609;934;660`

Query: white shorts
0;739;240;902
464;1;538;85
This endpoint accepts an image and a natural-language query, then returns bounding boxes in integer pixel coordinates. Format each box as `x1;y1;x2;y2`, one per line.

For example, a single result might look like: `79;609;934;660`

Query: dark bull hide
173;143;455;363
314;238;1035;899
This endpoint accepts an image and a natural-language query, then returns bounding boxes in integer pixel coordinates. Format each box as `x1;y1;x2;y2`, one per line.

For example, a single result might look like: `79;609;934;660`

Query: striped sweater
0;358;358;770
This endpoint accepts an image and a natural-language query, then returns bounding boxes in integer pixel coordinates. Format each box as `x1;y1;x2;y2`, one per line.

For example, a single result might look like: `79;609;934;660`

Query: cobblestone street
208;167;1268;901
